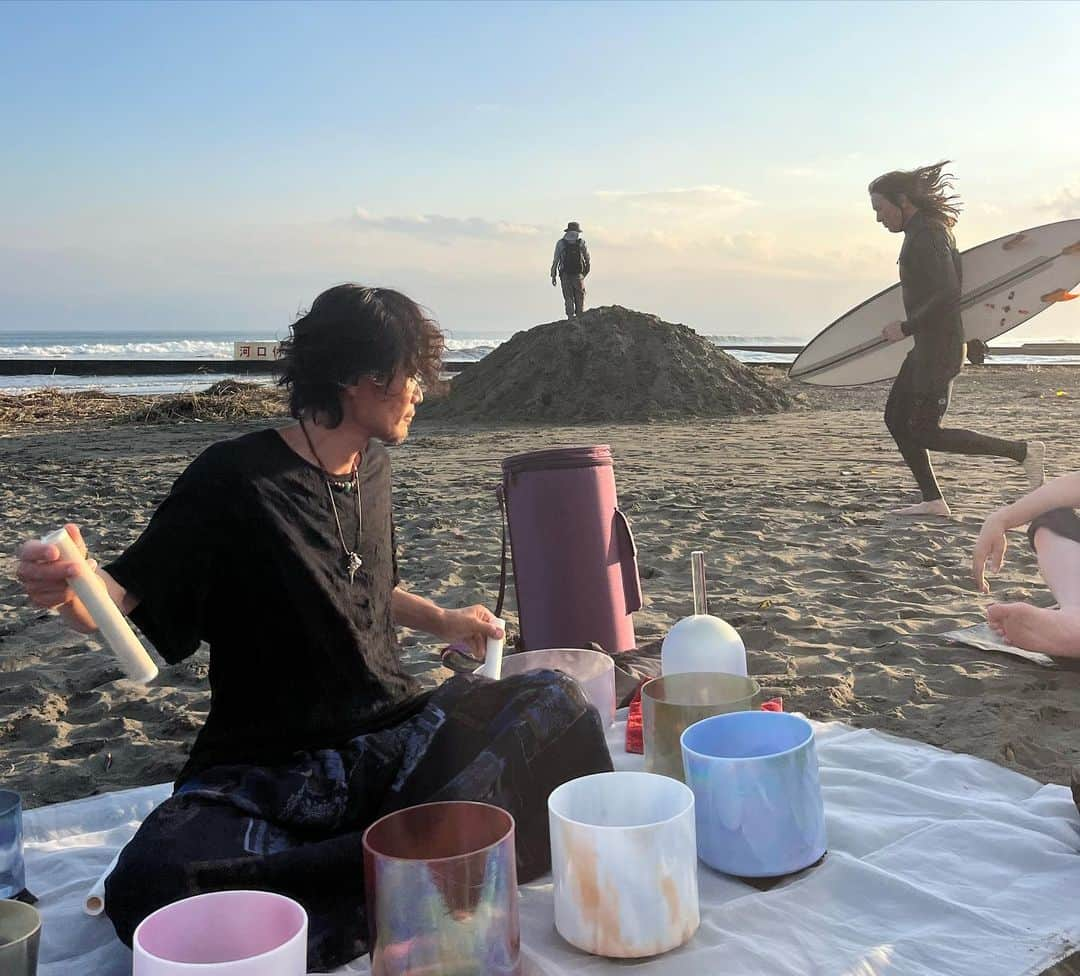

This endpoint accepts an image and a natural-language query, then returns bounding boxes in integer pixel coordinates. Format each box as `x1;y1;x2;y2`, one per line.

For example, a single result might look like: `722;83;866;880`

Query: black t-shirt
106;428;425;783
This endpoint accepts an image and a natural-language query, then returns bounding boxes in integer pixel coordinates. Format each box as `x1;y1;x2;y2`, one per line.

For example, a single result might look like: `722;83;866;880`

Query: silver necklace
299;419;364;584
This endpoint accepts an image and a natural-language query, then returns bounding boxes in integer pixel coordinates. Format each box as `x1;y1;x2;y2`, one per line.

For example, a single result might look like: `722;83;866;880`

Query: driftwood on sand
0;381;289;430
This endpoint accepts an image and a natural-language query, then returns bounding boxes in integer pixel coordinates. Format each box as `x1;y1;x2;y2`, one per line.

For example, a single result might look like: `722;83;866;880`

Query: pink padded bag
498;445;643;653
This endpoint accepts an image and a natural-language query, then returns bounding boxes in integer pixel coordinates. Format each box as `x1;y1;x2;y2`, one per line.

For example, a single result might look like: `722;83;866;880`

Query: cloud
777;153;866;181
594;185;757;213
779;166;821;179
583;223;891;281
352;209;542;241
1039;185;1080;217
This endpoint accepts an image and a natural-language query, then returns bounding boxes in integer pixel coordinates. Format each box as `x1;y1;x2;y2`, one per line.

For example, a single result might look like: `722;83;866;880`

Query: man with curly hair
15;284;613;970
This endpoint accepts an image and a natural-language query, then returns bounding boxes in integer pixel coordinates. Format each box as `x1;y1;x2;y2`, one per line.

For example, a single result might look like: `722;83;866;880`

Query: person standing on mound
550;220;590;318
869;161;1045;516
972;470;1080;658
14;284;613;971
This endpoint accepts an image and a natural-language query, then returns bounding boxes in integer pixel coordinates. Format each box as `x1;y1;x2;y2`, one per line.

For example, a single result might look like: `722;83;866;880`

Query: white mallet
41;528;158;684
83;850;122;917
476;617;506;680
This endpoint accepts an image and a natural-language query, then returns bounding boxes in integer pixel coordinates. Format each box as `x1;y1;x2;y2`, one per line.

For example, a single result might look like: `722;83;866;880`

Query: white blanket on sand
24;716;1080;976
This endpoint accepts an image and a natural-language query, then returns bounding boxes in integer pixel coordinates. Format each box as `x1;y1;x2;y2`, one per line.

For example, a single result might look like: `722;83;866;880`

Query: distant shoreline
0;358;477;377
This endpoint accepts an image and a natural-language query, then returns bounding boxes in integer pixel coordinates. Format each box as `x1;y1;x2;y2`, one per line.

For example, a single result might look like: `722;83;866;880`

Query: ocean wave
704;335;807;344
0;337;501;362
444;343;499;361
0;339;238;359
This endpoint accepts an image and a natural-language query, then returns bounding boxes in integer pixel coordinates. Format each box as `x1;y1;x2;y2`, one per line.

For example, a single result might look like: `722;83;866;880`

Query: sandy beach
2;364;1079;809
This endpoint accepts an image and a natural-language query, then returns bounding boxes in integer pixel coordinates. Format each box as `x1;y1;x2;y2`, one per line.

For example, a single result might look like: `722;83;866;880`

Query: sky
2;0;1080;341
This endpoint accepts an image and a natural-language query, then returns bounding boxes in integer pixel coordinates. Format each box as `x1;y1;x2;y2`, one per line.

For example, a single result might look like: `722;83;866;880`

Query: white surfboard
790;219;1080;386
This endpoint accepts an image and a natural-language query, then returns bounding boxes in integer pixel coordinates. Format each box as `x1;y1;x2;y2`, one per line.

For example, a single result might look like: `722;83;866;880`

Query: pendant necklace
299;419;364;584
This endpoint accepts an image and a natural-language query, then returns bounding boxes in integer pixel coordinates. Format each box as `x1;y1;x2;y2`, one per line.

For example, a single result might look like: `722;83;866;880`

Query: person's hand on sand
881;320;906;343
436;605;504;660
972;512;1009;593
15;523;98;633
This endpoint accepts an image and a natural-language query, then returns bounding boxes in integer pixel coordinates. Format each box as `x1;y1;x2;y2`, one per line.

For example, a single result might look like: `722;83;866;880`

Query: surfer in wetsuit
869;161;1045;516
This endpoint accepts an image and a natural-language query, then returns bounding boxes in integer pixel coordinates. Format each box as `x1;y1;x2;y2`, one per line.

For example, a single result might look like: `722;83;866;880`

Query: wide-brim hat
564;221;581;233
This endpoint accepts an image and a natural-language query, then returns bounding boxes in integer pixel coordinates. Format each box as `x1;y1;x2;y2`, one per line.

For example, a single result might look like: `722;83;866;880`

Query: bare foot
893;499;952;517
986;603;1080;657
1022;440;1046;489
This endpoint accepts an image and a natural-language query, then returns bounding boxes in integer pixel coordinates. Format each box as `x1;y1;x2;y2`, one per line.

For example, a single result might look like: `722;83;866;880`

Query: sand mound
425;306;791;423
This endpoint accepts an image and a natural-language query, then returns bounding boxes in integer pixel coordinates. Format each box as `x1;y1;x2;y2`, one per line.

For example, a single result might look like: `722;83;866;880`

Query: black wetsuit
884;211;1026;501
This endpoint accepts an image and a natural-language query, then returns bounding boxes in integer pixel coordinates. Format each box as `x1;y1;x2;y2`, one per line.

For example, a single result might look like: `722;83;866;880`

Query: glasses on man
343;372;425;393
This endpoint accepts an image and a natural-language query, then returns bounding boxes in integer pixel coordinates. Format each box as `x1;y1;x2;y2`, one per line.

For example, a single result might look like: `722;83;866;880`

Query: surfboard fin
1062;241;1080;255
1041;289;1079;303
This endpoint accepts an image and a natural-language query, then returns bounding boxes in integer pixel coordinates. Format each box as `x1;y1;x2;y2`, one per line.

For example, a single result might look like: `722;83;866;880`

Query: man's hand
15;523;98;632
436;605;505;661
973;512;1009;594
881;320;906;343
551;276;557;287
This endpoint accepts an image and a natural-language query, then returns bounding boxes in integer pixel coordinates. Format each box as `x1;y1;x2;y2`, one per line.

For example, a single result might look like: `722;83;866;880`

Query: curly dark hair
276;284;446;427
868;160;963;227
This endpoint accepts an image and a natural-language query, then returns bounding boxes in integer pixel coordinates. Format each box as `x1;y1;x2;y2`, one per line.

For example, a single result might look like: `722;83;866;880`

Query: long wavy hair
276;284;446;427
868;161;963;227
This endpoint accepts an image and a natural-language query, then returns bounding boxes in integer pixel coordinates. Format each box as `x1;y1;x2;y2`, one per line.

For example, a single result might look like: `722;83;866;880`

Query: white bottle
661;551;747;677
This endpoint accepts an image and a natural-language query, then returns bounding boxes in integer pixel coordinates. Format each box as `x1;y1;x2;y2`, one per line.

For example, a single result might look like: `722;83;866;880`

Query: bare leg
986;529;1080;657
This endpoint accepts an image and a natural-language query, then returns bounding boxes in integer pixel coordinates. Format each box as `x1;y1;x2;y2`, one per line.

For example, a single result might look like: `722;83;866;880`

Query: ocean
0;330;501;396
1;329;1078;396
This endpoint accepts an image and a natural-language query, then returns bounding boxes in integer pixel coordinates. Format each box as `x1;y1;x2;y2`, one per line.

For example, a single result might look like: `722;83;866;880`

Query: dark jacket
898;210;965;392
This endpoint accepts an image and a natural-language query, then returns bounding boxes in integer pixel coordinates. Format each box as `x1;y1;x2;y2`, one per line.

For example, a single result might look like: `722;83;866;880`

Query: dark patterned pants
105;671;612;971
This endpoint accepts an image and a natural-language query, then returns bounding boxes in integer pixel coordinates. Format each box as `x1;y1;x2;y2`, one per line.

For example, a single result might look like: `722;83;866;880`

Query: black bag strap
494;482;509;619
